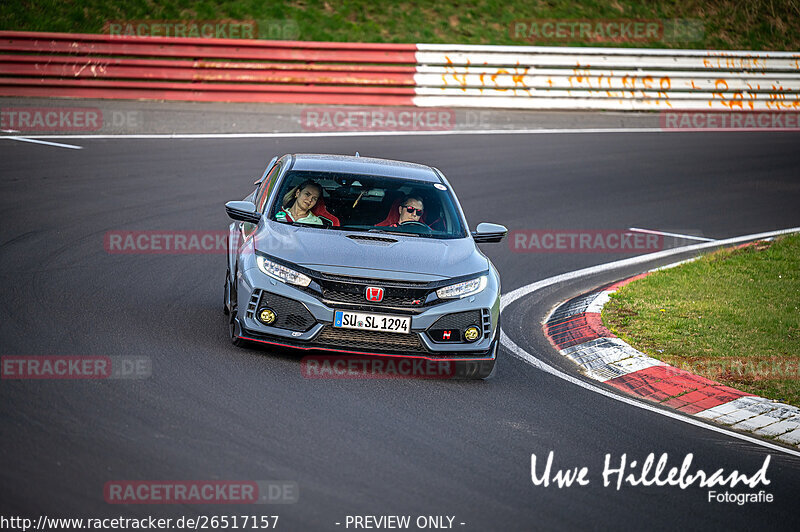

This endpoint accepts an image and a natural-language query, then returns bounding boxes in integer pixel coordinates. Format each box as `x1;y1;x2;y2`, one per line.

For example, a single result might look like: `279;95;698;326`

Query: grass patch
1;0;799;50
603;234;800;407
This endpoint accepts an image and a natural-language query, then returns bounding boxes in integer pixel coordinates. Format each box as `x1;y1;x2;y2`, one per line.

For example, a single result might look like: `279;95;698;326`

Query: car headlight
436;275;487;299
256;255;311;287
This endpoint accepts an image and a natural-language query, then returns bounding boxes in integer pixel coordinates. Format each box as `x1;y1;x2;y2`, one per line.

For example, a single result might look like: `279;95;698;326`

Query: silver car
224;154;506;379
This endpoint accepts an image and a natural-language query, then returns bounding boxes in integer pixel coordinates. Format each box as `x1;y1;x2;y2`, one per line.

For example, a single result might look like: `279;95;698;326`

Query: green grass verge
1;0;798;50
603;234;800;407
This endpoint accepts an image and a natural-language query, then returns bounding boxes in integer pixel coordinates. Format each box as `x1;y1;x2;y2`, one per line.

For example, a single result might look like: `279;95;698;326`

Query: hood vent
346;234;398;245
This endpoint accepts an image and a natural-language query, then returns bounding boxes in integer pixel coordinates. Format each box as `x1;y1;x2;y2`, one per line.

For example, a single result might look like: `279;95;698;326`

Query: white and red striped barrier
413;43;800;111
1;31;798;110
0;31;417;105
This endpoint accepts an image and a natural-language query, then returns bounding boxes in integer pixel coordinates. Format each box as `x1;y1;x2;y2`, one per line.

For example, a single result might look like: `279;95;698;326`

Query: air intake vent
426;310;483;343
258;292;316;332
481;308;492;337
246;289;262;319
317;327;424;353
430;311;481;331
346;234;398;245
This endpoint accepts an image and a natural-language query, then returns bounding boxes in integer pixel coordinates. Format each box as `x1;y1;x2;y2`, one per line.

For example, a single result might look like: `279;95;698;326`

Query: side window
256;162;282;213
240;161;282;239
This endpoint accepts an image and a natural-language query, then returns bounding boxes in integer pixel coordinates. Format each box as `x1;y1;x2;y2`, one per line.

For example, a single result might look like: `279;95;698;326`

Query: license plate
334;310;410;334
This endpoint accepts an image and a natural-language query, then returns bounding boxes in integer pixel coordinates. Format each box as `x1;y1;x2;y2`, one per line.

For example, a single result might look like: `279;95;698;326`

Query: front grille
318;279;430;308
316;272;429;288
316;326;424;353
258;292;316;332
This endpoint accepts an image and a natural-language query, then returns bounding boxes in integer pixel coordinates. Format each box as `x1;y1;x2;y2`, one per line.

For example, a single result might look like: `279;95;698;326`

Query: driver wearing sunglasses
391;195;425;227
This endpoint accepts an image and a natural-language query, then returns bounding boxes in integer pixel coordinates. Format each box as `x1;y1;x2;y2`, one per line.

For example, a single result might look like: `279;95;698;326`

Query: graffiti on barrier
434;54;799;109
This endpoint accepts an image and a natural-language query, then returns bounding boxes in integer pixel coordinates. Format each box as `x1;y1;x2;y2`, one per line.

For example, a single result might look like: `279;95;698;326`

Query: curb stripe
500;226;800;457
543;255;800;448
545;312;614;350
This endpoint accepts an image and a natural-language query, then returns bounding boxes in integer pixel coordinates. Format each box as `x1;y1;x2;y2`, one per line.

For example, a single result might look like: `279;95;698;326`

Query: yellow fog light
464;326;480;342
258;308;276;325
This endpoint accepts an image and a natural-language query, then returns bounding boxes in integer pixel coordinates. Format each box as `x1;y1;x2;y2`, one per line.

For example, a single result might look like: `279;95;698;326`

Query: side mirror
225;201;261;224
472;222;507;243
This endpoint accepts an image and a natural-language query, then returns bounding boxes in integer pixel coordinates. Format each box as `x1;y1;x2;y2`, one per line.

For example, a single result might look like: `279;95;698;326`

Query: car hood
255;222;488;282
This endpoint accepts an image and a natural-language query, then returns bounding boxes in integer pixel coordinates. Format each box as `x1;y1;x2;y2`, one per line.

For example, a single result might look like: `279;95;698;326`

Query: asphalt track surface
2;129;800;531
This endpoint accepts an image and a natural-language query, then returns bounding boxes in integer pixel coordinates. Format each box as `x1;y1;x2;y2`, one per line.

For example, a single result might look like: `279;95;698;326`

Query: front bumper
234;265;500;361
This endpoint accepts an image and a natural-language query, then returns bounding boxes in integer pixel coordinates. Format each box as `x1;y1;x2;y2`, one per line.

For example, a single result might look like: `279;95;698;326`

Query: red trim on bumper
238;334;495;362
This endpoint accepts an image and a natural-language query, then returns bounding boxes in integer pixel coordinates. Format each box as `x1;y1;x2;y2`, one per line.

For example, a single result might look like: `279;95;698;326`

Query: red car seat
311;196;340;226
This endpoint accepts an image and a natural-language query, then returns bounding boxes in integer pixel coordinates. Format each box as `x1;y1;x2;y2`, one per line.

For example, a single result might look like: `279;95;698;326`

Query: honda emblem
365;286;384;302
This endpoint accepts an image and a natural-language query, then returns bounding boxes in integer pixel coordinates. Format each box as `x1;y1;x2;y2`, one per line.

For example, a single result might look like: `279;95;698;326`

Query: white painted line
503;227;799;306
2;136;83;150
8;126;800;141
3;129;664;140
500;226;800;458
628;227;716;242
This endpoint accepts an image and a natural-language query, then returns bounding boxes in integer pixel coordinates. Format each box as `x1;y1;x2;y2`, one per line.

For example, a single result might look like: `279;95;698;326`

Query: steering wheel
399;221;432;233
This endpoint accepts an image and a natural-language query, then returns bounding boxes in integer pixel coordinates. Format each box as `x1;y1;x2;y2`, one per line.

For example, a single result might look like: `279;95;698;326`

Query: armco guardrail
413;44;800;110
0;31;418;105
1;31;798;110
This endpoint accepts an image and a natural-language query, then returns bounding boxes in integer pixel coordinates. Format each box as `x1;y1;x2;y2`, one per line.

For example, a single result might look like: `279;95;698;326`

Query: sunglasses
402;206;424;216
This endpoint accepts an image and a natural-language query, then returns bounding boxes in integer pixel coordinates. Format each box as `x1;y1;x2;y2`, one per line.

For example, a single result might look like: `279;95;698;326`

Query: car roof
287;154;441;183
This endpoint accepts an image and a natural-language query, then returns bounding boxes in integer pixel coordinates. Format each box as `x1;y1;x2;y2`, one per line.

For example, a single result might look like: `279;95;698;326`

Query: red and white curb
544;271;800;449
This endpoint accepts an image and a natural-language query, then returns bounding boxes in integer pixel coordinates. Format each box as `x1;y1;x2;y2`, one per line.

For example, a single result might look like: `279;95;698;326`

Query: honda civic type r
224;154;507;379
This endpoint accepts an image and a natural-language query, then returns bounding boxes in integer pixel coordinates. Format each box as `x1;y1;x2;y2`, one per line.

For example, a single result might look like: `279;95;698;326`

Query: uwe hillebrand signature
531;452;771;497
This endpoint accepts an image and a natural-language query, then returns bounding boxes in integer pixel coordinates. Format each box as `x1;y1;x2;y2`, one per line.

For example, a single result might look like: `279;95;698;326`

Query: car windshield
269;171;467;239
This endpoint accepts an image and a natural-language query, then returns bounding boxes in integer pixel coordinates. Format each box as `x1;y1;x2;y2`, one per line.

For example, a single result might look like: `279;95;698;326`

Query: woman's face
295;186;320;211
398;199;424;224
